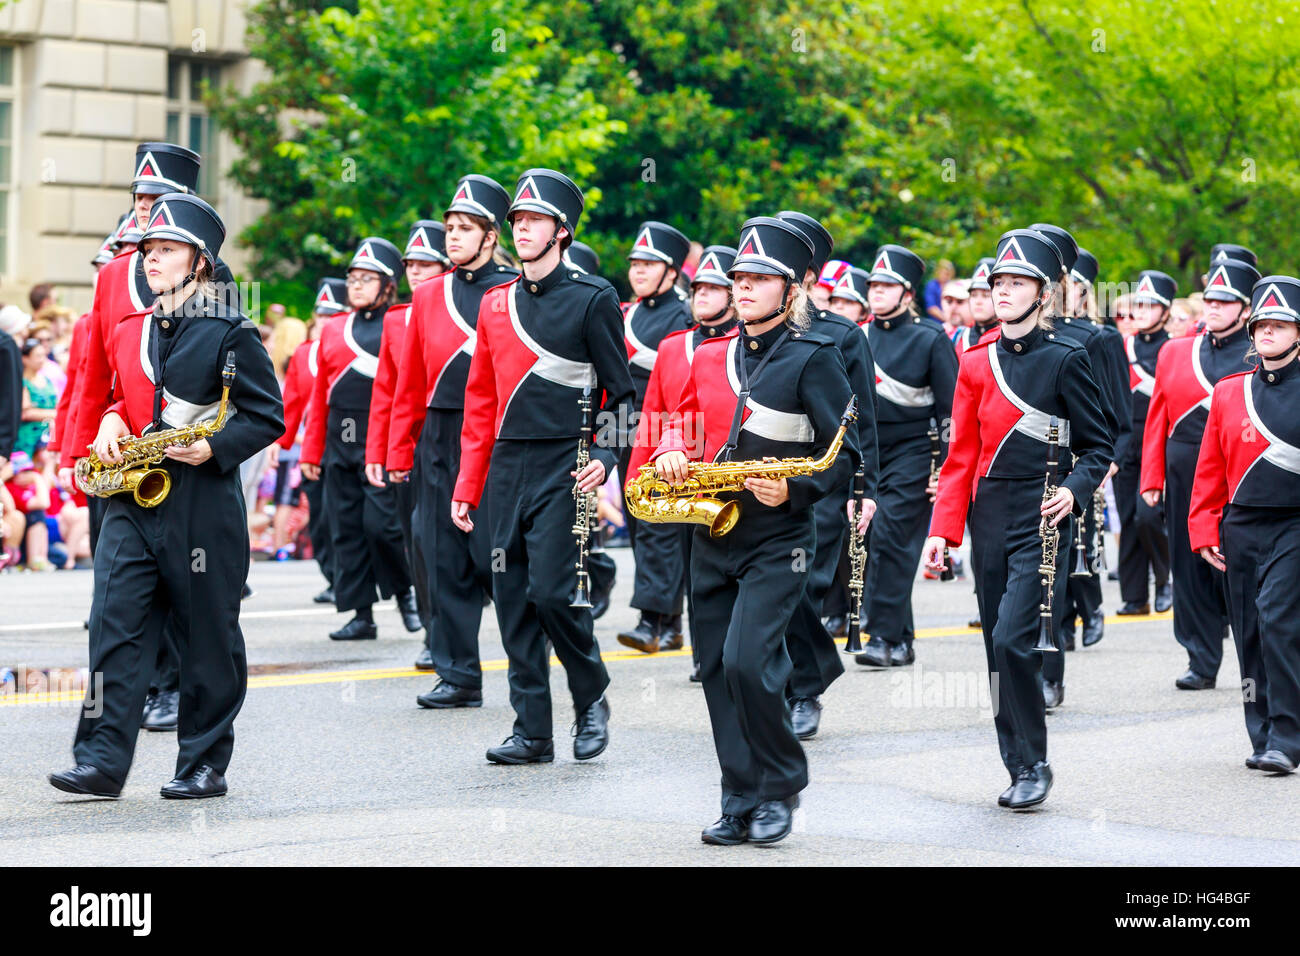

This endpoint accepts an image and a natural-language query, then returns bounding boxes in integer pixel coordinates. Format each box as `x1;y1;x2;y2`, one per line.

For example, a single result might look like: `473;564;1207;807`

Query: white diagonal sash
624;301;658;372
986;344;1071;446
1244;373;1300;475
723;338;814;444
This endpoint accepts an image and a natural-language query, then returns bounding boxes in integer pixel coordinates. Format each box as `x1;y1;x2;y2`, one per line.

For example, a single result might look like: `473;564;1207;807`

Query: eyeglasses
345;274;380;287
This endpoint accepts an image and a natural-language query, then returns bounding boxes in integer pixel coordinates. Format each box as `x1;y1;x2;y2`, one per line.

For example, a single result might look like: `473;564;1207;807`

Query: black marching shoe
659;614;684;651
313;586;336;604
617;612;662;654
1175;669;1215;690
48;764;122;798
701;814;750;846
1082;611;1105;647
486;734;554;765
330;615;378;641
160;764;227;799
1116;601;1150;616
417;679;483;709
1061;620;1076;651
1007;761;1053;810
997;769;1024;807
142;691;159;721
1245;752;1266;771
823;615;848;639
396;589;423;632
1043;681;1064;710
748;795;799;844
689;661;703;683
968;617;982;629
1154;583;1173;614
789;696;822;740
855;637;896;668
573;695;611;760
890;642;916;666
142;690;178;732
414;646;435;670
1255;750;1297;775
590;586;612;621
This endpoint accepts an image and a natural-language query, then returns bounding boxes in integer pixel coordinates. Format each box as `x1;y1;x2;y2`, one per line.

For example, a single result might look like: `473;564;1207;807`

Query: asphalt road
2;546;1297;866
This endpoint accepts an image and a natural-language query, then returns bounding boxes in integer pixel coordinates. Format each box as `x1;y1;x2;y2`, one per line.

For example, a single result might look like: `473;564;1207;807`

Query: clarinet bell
844;617;864;654
939;547;956;582
1069;543;1092;579
1034;616;1059;652
570;571;593;609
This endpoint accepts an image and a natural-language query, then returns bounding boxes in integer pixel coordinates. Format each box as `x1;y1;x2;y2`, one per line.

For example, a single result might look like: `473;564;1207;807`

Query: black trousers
413;408;492;689
864;433;931;645
393;478;430;631
588;548;616;599
1044;507;1097;685
692;514;811;816
822;545;851;618
147;616;180;696
487;438;610;740
1114;454;1169;604
73;463;248;784
631;520;688;617
969;476;1072;777
323;455;411;613
1165;438;1229;678
1221;507;1300;762
785;485;847;698
301;476;335;587
87;494;108;558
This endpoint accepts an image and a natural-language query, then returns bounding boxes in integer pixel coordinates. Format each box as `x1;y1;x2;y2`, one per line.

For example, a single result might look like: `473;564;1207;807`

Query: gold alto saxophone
76;351;236;508
569;387;596;608
1035;417;1062;652
625;397;858;537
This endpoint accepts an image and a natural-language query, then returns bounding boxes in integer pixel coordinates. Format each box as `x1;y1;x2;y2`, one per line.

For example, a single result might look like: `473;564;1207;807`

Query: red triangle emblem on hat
874;252;890;272
141;162;155;177
699;253;720;273
1207;268;1228;288
738;229;764;259
1137;274;1156;296
974;262;989;279
317;286;336;306
409;231;426;248
1260;291;1283;311
356;242;374;259
998;238;1024;263
147;205;171;230
516;180;537;202
454;183;470;203
634;229;653;249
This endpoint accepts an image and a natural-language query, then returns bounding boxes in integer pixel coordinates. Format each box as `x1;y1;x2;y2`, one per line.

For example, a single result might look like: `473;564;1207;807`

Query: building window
0;46;15;275
166;57;222;198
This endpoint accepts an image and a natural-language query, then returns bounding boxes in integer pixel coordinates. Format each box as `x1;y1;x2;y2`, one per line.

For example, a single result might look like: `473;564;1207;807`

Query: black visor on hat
139;192;226;263
349;236;404;278
692;244;737;287
776;211;834;276
1203;258;1261;303
445;174;510;227
867;244;925;290
132;142;200;196
1071;249;1099;287
990;230;1062;284
404;220;450;264
730;217;814;281
628;221;691;270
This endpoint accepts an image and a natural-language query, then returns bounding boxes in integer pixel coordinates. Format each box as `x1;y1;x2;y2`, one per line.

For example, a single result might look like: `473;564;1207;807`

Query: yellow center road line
0;606;403;635
0;607;1173;707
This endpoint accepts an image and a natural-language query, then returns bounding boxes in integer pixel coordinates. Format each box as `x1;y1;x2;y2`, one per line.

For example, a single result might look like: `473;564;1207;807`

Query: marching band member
1142;254;1258;690
451;168;635;765
1189;275;1300;775
624;244;739;677
775;211;879;738
49;194;283;799
856;243;958;668
387;175;518;707
363;220;452;664
617;221;694;654
813;258;851;312
279;279;347;607
300;238;420;640
1115;270;1176;616
651;216;859;844
925;229;1111;809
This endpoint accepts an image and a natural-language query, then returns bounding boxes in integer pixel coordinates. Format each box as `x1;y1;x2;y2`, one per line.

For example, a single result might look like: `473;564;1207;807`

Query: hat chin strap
150;249;202;301
1001;299;1042;326
697;303;732;325
743;277;792;328
518;219;561;264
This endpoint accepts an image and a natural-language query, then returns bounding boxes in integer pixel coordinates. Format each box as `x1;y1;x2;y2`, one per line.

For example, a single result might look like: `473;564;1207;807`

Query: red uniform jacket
278;339;319;451
364;303;411;466
49;313;90;455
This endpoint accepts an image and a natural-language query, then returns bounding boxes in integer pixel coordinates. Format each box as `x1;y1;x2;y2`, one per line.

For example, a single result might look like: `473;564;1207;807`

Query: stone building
0;0;265;313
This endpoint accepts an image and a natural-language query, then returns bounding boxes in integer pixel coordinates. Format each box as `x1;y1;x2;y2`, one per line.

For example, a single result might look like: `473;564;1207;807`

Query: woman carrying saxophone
49;194;283;801
922;229;1110;811
651;217;860;846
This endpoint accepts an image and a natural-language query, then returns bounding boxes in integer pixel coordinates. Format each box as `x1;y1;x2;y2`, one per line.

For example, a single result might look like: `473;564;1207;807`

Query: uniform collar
974;320;997;339
740;320;789;354
698;317;736;339
356;303;386;322
1140;328;1169;345
998;324;1046;355
521;261;567;297
153;292;208;332
1208;323;1248;350
456;259;504;285
640;287;682;310
1260;355;1300;386
874;310;911;331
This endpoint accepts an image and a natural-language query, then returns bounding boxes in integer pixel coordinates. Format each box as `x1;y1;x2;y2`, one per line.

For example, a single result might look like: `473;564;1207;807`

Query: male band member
387;175;518;707
451;169;635;764
1142;254;1258;690
1115;270;1177;615
280;278;348;607
856;244;958;668
1190;275;1300;774
49;194;283;799
300;238;420;640
617;221;694;652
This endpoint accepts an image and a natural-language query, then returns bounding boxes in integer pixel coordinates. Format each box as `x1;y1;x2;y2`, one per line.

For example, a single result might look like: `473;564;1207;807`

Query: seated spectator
2;451;53;570
18;338;58;459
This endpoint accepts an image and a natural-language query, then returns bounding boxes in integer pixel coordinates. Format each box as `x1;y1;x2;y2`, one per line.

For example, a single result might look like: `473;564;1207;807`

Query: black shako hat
1210;243;1258;271
829;266;870;307
445;174;511;229
1248;275;1300;334
628;221;691;271
730;217;814;281
403;220;451;265
314;278;349;315
1071;249;1099;287
507;168;584;237
348;236;404;280
776;211;834;277
692;245;737;288
969;256;997;291
1204;258;1261;304
139;193;225;265
990;229;1063;285
868;244;926;291
132;142;200;196
1131;269;1177;307
564;241;600;276
1030;223;1078;278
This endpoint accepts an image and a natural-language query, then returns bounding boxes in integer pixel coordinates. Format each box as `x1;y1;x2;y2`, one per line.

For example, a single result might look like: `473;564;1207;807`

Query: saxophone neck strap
720;329;790;462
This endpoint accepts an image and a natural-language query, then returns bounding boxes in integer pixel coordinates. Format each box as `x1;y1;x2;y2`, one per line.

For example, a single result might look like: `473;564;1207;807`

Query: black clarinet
570;388;595;609
928;419;955;581
1035;418;1062;653
845;466;868;654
